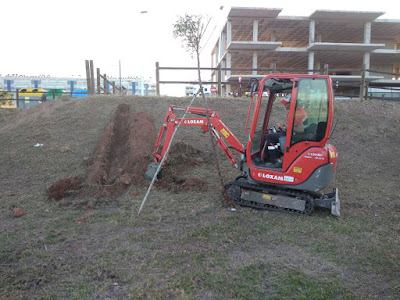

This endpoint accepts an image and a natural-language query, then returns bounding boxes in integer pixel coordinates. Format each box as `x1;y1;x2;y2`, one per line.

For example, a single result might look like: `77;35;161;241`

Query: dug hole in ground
46;103;208;204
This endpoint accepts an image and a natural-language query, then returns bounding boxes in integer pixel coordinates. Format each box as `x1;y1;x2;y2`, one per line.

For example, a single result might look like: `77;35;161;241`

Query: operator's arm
293;107;307;133
275;122;286;131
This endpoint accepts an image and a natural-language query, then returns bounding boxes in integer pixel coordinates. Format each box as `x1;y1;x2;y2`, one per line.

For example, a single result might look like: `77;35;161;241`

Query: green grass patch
272;269;356;300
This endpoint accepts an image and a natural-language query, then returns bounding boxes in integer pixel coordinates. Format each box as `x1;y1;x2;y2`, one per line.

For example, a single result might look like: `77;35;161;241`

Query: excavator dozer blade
314;188;340;217
144;162;161;181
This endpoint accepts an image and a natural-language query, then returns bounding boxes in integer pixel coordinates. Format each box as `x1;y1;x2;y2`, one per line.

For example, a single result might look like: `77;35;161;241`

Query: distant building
211;7;400;95
185;85;197;96
185;85;212;96
0;76;156;96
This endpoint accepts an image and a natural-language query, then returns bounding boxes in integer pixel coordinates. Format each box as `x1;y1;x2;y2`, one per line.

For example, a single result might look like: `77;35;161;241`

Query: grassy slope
0;96;399;300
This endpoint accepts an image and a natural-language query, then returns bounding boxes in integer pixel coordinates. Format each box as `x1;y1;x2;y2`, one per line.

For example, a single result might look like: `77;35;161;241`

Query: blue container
72;89;88;98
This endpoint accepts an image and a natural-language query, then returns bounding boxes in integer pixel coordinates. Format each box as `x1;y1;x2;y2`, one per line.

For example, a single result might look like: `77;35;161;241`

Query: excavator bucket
144;162;161;181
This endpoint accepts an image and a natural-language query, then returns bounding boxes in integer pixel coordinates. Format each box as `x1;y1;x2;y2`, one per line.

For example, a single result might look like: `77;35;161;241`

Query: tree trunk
196;50;232;205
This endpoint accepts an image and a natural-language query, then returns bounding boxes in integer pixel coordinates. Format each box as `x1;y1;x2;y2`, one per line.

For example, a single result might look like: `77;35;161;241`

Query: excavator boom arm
153;105;245;166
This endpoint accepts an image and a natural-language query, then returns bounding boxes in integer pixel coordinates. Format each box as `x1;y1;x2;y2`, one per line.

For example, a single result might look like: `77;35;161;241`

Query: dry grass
0;95;399;299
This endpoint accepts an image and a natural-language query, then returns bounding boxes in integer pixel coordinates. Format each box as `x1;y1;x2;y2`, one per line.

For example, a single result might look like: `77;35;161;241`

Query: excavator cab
243;75;337;192
247;75;333;172
231;74;340;215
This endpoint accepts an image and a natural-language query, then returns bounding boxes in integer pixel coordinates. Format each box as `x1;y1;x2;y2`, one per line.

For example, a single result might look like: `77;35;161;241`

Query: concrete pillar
226;84;231;95
226;51;232;95
270;62;276;74
309;19;315;44
308;51;314;74
316;61;321;74
364;22;371;43
226;52;231;78
271;30;275;42
220;32;226;60
252;51;258;75
217;38;221;63
211;54;215;84
363;52;370;77
215;47;219;67
363;21;371;77
227;19;232;45
308;19;315;75
221;60;226;87
253;19;258;42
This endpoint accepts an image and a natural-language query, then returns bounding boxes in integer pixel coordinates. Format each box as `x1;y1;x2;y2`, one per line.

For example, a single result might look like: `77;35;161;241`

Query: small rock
13;207;24;217
130;190;139;196
61;145;70;152
120;174;132;185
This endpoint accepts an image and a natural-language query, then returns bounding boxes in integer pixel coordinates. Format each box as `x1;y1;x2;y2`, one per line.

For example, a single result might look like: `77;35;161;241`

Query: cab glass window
291;78;329;144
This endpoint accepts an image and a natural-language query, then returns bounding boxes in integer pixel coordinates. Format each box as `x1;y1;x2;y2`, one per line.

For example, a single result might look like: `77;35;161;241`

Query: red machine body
148;74;340;216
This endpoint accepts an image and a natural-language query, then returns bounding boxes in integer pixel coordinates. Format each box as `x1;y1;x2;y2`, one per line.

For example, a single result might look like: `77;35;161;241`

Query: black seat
316;122;327;141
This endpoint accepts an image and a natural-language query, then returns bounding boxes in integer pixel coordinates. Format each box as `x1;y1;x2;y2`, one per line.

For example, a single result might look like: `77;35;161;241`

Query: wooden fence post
359;64;366;101
85;60;92;96
103;74;108;94
156;62;160;96
90;60;95;95
97;68;101;95
16;89;19;108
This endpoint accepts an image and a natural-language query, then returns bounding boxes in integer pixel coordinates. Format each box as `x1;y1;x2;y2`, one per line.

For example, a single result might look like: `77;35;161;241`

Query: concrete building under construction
211;7;400;96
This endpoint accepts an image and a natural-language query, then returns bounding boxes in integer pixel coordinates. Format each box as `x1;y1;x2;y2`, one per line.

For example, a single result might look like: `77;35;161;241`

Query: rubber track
225;177;315;215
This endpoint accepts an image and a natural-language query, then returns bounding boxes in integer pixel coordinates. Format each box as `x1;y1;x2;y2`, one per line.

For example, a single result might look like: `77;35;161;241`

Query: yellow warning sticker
220;128;230;139
330;151;336;158
262;194;271;200
293;167;302;173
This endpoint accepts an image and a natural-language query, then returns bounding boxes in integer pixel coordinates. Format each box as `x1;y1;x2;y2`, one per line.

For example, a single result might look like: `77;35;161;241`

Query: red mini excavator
146;74;340;216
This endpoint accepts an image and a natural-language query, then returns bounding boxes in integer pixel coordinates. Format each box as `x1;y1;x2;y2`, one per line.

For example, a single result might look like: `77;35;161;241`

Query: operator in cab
276;94;307;132
262;94;307;167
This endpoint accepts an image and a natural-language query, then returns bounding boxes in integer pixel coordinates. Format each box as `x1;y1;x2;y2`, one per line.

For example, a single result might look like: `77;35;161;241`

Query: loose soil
1;95;399;299
46;105;209;202
47;104;157;201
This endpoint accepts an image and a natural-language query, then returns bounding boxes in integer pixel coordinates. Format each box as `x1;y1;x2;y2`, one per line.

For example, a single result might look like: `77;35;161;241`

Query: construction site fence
155;62;400;101
0;90;85;108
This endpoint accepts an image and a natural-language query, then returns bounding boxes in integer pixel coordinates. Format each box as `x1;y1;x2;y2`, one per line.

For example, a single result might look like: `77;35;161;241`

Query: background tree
173;14;232;205
0;90;14;108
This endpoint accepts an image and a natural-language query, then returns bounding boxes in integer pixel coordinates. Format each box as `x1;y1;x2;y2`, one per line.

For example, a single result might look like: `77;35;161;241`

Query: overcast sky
2;0;400;96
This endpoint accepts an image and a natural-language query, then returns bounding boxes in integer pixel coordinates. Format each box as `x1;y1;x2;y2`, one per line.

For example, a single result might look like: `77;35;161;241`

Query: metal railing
155;62;400;101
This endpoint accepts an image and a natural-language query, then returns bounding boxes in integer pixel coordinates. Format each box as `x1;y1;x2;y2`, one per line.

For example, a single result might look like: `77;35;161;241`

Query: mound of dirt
47;105;209;202
47;104;157;200
47;175;84;201
180;177;207;191
165;141;207;167
153;141;209;192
